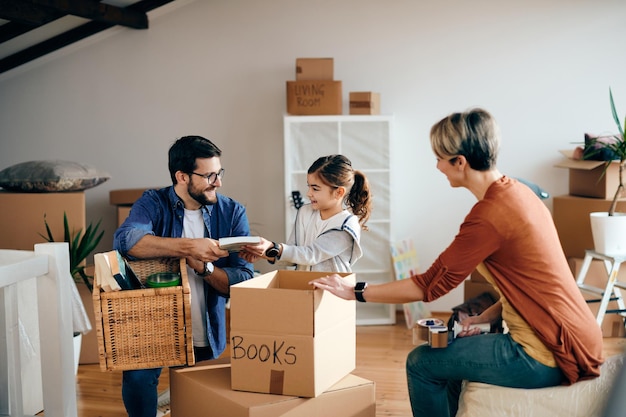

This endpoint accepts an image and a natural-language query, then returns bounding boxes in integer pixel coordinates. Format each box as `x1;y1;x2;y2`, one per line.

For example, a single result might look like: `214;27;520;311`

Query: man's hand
188;238;229;262
127;235;229;261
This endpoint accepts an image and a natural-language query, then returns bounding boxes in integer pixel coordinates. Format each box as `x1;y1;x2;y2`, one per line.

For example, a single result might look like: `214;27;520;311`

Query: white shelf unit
283;115;396;325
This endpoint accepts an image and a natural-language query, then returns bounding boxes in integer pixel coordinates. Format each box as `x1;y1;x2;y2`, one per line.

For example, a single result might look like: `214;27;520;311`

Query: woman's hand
456;314;488;338
308;274;356;301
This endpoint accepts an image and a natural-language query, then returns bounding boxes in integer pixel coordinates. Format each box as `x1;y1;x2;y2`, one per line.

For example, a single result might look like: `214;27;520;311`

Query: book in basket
94;250;144;292
218;236;261;252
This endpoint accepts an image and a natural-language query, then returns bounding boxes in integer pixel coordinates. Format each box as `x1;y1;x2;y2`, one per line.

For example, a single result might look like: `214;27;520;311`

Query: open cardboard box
170;359;375;417
555;149;624;199
230;270;356;397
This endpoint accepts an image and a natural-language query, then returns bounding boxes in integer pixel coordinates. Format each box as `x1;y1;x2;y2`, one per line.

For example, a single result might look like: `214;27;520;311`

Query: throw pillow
0;160;110;192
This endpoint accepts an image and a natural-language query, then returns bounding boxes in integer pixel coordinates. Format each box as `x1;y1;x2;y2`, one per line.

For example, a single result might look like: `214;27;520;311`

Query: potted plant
587;88;626;255
39;212;104;372
40;212;104;292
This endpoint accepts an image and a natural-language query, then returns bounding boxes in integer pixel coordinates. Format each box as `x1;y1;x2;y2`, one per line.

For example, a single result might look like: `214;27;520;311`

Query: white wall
1;0;625;311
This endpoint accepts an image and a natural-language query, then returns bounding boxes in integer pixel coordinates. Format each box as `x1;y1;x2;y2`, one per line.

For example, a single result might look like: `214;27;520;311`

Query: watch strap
200;262;214;276
354;282;368;303
265;242;280;264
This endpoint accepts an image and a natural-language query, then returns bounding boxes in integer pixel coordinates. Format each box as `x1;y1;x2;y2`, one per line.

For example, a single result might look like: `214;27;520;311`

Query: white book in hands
219;236;261;252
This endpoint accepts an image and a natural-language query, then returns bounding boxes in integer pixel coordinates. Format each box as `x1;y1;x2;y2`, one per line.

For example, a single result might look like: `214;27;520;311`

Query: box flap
230;271;355;335
554;150;611;170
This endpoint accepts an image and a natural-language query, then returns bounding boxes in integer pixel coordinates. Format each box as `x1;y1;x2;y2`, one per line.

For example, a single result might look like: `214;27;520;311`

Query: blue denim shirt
113;186;254;359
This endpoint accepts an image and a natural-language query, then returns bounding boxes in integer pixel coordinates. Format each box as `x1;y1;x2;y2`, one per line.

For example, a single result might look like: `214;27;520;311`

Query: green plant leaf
610;88;624;138
38;213;55;242
40;211;104;288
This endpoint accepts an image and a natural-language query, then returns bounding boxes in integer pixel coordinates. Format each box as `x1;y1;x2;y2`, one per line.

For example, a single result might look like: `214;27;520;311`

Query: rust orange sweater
412;176;604;384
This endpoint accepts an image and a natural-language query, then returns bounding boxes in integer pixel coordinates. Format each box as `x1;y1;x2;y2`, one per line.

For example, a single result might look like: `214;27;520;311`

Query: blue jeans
406;333;564;417
122;346;215;417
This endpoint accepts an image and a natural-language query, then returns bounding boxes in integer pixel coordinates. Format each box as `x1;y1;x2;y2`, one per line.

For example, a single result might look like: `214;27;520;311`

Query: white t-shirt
183;208;209;348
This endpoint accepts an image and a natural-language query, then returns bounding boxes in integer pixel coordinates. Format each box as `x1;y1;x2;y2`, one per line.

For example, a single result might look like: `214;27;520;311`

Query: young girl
241;154;372;272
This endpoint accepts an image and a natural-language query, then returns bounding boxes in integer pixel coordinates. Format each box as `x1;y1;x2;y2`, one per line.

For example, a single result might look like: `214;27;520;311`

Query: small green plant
40;212;104;291
585;88;626;216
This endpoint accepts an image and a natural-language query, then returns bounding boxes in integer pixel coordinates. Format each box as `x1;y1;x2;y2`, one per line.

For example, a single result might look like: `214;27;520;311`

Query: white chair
575;249;626;327
0;243;77;417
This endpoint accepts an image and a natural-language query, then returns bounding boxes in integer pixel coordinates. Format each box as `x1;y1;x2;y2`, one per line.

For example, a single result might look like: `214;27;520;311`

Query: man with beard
114;135;255;417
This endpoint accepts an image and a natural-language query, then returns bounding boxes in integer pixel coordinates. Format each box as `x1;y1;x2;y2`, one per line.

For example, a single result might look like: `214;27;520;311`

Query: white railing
0;242;77;417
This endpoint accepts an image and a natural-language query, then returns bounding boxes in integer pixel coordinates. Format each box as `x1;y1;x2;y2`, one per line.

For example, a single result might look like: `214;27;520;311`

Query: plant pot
590;212;626;256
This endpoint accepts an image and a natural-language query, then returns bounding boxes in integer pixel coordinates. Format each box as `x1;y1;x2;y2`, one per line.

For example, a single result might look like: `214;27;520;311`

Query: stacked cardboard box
169;271;375;415
553;149;626;337
464;269;499;303
349;92;380;115
229;270;356;397
286;58;342;115
171;359;375;417
109;187;162;226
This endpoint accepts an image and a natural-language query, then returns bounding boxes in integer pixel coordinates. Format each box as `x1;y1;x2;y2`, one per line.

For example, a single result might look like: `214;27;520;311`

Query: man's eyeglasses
189;168;225;185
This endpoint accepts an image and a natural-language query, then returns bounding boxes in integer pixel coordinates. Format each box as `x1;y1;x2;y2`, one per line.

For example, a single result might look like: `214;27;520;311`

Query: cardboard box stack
171;359;375;417
170;270;376;416
349;92;380;115
464;269;499;303
553;149;626;337
287;58;342;115
109;187;161;226
229;270;357;397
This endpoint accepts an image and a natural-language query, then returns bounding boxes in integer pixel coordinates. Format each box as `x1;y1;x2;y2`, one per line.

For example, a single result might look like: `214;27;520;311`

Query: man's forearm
127;235;197;259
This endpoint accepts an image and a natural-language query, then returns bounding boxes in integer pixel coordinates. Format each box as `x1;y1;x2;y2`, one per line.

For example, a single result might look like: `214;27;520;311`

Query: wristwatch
354;282;368;303
200;261;214;276
265;242;280;264
265;242;280;258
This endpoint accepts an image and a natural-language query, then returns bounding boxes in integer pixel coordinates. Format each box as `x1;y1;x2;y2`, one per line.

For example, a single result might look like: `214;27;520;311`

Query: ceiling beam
0;0;176;75
28;0;149;29
0;20;113;74
0;0;66;25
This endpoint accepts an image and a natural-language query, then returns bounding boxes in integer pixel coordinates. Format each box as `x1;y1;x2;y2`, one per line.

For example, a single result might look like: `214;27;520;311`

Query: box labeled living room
229;270;356;397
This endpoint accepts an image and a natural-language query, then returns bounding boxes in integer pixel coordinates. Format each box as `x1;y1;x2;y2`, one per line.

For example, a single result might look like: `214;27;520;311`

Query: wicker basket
93;257;194;371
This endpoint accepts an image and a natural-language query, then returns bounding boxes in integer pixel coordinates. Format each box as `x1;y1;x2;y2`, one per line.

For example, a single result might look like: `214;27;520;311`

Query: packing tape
452;321;491;338
413;318;445;345
428;326;449;348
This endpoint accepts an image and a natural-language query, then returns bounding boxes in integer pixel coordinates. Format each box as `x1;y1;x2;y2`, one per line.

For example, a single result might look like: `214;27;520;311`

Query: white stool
575;249;626;326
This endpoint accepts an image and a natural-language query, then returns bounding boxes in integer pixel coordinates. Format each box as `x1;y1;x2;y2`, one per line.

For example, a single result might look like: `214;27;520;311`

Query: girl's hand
241;237;273;257
238;250;259;263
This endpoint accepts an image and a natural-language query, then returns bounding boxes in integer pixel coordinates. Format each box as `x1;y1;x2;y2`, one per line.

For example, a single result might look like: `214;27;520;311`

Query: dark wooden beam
29;0;148;29
0;21;44;43
0;0;176;74
0;20;112;74
0;0;65;25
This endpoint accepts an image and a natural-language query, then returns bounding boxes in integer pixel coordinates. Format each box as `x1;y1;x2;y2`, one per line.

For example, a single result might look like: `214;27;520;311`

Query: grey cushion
0;160;110;192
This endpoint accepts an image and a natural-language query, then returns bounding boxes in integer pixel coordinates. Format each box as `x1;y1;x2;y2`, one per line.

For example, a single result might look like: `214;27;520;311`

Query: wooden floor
75;312;626;417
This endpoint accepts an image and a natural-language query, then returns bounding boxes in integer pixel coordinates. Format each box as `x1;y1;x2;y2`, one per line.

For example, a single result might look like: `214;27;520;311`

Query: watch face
266;243;280;258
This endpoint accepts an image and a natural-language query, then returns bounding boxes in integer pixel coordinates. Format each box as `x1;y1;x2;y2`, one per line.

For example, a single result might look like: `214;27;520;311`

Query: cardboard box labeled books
568;257;626;337
230;270;356;397
295;58;334;81
170;360;376;417
552;195;626;259
286;80;342;115
349;92;380;115
555;150;625;199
